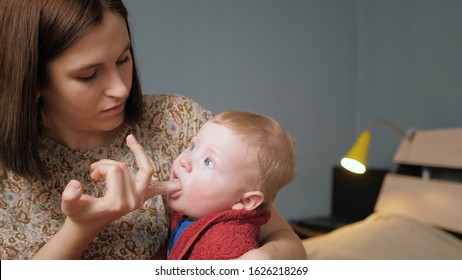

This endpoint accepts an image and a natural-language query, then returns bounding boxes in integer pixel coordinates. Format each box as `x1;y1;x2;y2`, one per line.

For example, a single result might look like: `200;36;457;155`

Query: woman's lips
102;102;125;116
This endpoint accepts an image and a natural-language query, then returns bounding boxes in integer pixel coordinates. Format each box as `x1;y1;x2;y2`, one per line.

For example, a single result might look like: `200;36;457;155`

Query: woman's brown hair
0;0;143;179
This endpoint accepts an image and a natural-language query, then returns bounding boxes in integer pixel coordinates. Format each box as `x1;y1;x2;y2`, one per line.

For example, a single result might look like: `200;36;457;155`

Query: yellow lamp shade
340;130;371;174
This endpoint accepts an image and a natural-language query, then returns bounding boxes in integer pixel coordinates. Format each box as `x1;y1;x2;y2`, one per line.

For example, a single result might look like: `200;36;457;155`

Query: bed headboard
374;127;462;234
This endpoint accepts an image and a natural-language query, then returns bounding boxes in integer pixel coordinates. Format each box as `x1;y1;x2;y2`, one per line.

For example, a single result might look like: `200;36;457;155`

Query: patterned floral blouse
0;94;212;259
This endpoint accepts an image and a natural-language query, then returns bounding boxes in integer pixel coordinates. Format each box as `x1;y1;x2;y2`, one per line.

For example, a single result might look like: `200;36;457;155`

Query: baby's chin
167;201;181;214
169;204;202;220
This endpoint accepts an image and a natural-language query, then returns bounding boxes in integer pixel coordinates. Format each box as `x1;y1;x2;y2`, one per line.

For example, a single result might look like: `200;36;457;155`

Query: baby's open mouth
168;171;182;198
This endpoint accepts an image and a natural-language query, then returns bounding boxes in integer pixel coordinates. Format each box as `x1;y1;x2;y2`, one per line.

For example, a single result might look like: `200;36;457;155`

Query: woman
0;0;305;259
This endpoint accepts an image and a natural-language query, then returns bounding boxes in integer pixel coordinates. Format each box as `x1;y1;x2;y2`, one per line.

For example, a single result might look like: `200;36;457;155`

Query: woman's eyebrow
72;42;132;72
121;41;132;54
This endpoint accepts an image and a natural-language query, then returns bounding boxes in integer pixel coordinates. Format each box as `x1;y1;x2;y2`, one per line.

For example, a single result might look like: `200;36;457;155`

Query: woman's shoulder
142;93;212;122
143;93;202;108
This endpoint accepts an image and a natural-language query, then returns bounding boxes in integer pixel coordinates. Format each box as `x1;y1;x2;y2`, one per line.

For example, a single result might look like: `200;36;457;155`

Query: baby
167;110;297;259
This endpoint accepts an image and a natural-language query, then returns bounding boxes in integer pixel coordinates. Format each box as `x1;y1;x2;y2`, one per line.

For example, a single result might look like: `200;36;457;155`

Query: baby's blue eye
190;144;196;151
204;158;214;168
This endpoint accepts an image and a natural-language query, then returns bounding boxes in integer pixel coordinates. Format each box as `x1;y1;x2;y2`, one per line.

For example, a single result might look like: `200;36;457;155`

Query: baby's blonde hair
211;110;297;209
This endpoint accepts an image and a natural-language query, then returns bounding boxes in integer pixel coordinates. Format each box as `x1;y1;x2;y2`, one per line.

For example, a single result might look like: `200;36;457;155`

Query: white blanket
303;213;462;259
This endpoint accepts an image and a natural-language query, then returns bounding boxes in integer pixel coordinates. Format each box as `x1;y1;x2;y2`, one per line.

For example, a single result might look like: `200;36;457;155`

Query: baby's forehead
199;121;235;136
198;122;256;155
195;122;242;145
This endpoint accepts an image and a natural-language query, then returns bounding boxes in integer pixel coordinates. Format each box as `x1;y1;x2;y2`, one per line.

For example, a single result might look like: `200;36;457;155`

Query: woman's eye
204;158;214;168
77;72;97;82
116;56;131;66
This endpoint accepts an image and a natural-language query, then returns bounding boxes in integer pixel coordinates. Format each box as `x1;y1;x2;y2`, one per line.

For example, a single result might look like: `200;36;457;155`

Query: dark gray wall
124;0;462;220
357;0;462;168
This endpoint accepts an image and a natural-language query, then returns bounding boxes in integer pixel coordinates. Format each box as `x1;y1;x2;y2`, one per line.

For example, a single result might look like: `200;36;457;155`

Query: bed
302;127;462;259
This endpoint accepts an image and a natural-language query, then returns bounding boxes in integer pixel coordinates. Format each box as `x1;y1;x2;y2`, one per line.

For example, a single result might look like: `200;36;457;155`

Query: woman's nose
105;71;129;98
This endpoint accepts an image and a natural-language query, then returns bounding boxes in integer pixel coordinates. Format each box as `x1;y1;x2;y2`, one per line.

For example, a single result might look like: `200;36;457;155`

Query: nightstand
291;166;388;239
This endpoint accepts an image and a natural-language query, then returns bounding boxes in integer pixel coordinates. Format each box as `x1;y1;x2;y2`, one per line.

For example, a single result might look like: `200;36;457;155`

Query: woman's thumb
61;179;84;216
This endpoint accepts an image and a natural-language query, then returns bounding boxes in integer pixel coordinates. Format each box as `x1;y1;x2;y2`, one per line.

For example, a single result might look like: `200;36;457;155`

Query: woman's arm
239;206;307;260
32;135;178;259
32;190;103;259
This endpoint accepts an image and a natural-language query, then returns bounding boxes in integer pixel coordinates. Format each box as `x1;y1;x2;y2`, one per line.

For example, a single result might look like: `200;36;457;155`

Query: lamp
340;119;413;174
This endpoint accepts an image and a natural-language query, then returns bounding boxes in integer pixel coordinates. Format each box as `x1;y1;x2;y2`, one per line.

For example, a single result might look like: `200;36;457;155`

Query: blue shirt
168;218;194;255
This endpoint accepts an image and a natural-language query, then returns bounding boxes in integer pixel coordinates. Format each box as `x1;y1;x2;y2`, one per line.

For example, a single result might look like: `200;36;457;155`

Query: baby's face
168;121;253;219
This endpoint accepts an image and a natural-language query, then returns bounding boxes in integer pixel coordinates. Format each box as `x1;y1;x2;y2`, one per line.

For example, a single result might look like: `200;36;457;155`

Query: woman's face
39;11;133;148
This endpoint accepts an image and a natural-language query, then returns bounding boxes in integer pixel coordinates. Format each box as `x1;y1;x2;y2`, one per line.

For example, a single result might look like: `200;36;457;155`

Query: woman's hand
61;134;179;230
33;134;179;259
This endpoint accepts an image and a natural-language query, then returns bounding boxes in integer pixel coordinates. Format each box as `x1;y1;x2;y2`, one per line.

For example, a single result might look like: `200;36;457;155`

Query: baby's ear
231;191;264;211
